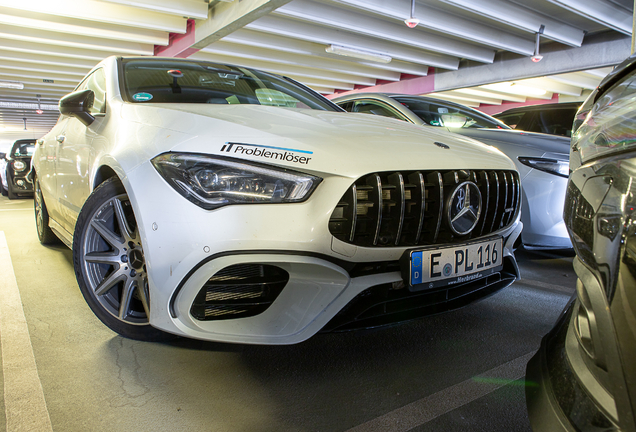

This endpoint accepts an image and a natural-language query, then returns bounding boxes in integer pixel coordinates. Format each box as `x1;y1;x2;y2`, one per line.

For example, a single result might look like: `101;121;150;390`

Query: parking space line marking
345;351;535;432
0;209;32;212
0;232;53;432
516;278;575;294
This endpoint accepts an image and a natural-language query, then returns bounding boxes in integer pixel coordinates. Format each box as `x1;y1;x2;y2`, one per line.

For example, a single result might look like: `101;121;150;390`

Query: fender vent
329;169;520;247
190;264;289;321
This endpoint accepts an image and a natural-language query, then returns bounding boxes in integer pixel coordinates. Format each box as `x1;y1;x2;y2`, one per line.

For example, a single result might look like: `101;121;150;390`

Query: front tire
34;176;59;245
73;177;172;341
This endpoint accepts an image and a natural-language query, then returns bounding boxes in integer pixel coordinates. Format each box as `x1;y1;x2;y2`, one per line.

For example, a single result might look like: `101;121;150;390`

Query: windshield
12;142;35;157
120;59;338;111
393;96;510;129
574;67;636;163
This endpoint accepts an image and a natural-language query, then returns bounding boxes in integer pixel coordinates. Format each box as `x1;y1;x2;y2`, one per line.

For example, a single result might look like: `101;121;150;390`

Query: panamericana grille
190;264;289;321
329;169;520;247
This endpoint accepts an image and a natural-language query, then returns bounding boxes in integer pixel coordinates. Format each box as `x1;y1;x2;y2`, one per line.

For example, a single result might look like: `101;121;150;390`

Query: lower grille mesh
329;169;520;247
190;264;289;321
322;256;518;332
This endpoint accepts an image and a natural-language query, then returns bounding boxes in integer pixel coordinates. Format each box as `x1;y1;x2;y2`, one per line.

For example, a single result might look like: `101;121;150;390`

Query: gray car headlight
152;153;322;210
518;157;569;178
12;160;27;172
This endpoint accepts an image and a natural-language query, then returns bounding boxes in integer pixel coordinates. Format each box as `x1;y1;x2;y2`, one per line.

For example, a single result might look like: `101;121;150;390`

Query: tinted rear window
527;108;578;137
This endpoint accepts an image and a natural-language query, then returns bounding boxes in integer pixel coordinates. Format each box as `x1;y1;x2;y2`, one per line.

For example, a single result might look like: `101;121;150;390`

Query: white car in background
32;56;522;344
333;93;572;250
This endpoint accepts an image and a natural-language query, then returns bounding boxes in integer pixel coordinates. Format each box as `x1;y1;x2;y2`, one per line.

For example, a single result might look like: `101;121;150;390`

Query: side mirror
59;89;95;126
440;114;468;129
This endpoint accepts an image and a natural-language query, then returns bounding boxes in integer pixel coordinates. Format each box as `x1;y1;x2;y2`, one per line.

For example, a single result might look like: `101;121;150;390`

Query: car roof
331;92;511;129
494;102;582;116
332;93;473;110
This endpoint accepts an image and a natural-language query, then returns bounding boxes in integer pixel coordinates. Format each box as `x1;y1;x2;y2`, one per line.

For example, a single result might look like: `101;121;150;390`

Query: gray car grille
329;169;520;247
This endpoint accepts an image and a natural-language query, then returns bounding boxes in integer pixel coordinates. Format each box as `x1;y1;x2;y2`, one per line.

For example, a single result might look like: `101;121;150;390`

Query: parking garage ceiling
0;0;632;134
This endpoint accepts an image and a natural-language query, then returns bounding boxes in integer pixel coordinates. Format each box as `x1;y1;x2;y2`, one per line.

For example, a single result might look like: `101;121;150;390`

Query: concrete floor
0;194;576;432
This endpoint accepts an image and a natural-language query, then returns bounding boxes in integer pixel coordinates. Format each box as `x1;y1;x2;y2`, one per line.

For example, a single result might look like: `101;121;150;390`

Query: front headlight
152;153;322;210
12;160;26;172
518;157;569;178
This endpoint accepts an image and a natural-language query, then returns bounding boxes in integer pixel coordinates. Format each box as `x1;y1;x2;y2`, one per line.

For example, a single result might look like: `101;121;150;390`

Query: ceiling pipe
531;25;545;62
632;0;635;53
36;94;43;115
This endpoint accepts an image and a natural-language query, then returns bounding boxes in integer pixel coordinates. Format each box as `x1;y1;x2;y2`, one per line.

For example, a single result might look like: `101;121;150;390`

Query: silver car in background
333;93;572;250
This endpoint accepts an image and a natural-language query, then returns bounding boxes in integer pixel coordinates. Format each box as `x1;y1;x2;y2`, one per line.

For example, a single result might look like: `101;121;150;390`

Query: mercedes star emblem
447;181;482;235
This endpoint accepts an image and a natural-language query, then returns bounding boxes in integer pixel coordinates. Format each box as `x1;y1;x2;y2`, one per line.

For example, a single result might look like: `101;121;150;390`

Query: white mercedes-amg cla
32;56;522;344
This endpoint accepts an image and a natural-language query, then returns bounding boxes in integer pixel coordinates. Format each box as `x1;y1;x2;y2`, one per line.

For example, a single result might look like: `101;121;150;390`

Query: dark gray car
332;93;571;250
493;102;581;137
4;139;35;199
526;54;636;431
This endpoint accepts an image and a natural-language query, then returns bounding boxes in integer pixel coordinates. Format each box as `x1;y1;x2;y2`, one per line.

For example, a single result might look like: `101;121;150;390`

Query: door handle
56;135;65;143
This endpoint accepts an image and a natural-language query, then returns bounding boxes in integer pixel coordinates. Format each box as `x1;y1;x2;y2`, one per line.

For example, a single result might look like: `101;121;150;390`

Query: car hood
120;103;515;177
450;128;571;157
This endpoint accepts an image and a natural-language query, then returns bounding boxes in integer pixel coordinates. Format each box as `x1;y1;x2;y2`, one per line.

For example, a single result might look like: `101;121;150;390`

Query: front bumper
526;298;578;432
126;162;522;344
7;167;34;194
526;295;620;432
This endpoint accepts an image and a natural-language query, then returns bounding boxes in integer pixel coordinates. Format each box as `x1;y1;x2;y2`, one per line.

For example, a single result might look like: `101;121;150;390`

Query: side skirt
49;218;73;249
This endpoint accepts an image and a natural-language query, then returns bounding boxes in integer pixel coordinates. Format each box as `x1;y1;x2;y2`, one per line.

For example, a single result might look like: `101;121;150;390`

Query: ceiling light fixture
36;94;43;115
404;0;419;28
0;80;24;89
531;25;545;63
325;45;392;63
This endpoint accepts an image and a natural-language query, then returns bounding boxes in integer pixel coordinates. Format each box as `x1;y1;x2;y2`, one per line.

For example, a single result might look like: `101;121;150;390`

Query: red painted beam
154;19;200;58
478;94;559;115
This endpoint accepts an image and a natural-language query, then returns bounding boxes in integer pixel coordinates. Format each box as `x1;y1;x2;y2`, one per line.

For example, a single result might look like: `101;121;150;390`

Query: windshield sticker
132;92;153;102
221;142;313;165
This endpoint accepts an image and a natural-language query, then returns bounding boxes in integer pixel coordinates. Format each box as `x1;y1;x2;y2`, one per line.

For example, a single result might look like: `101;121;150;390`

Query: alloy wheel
34;180;44;237
80;193;150;325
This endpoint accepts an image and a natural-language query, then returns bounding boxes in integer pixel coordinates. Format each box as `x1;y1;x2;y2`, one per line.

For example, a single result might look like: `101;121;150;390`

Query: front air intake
190;264;289;321
329;169;520;247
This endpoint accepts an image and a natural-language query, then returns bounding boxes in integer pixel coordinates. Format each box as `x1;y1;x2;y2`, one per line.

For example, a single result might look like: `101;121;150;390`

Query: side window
352;101;404;120
536;109;578;137
515;112;535;131
76;69;107;115
338;101;354;112
496;113;524;129
524;112;544;133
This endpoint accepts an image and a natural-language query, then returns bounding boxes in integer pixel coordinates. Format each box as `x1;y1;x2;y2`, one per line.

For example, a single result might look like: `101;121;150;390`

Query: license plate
409;237;503;290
